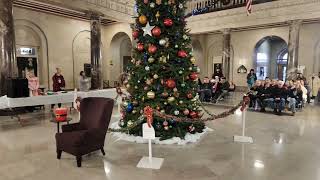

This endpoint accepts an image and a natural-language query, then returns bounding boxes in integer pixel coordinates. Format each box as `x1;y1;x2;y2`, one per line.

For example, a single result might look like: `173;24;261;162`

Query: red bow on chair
144;106;153;128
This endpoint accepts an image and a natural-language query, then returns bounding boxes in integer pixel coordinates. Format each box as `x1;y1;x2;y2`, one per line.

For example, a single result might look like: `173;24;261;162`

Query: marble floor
0;103;320;180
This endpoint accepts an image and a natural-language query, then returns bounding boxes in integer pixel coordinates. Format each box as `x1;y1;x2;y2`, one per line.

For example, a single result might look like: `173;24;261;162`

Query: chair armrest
62;123;82;132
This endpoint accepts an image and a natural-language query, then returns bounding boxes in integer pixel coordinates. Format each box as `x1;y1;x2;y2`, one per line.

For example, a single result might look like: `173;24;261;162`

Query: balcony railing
186;0;275;17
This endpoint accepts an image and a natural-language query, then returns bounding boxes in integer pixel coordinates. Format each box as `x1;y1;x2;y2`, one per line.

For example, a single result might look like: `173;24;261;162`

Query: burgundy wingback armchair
55;97;114;167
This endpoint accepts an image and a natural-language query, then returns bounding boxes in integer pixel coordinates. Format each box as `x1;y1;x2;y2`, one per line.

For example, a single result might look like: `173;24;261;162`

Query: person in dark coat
272;81;287;115
199;77;213;102
51;68;65;109
247;69;257;89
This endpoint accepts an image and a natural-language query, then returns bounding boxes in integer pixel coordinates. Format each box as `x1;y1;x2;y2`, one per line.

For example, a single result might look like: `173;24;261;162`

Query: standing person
310;73;320;99
247;69;257;89
26;71;39;97
78;71;91;91
51;67;65;109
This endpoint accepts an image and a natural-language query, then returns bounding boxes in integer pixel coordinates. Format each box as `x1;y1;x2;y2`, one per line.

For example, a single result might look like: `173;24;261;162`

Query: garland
106;86;250;133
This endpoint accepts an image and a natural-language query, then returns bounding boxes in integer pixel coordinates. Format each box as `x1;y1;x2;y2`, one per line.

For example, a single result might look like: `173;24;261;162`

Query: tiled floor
0;102;320;180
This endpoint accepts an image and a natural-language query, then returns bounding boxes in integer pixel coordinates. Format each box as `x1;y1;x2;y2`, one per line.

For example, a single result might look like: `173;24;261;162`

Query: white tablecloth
0;89;117;109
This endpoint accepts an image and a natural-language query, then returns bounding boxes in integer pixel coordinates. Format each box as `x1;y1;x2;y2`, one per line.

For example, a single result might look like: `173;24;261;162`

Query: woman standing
78;71;91;91
247;69;257;89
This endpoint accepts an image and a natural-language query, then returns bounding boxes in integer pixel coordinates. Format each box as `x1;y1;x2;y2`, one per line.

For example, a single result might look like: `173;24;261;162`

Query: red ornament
163;18;173;27
189;72;198;81
183;109;190;115
137;43;144;51
132;30;139;39
178;50;188;58
187;92;193;99
189;111;197;119
143;0;148;4
165;79;176;89
148;44;157;54
152;27;161;37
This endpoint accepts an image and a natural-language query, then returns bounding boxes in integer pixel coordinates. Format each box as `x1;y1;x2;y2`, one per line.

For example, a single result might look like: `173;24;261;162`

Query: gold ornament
159;56;167;63
156;0;161;5
127;120;134;127
139;15;147;25
190;57;196;64
167;96;175;103
146;78;153;85
126;84;131;88
132;110;137;114
155;11;160;21
148;57;155;63
168;0;175;5
147;91;156;99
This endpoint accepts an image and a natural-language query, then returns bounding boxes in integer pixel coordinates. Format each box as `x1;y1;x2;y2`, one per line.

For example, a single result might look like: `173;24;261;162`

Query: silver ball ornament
145;66;150;71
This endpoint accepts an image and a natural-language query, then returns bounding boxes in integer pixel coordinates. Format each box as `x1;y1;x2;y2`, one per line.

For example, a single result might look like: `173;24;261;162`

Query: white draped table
0;88;118;109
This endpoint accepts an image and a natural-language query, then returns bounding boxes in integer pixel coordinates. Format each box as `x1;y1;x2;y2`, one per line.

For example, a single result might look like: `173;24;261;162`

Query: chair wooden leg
101;148;105;156
57;150;62;159
76;156;82;167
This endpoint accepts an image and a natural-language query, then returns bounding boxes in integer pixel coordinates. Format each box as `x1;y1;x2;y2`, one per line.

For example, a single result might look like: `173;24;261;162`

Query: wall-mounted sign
18;47;36;56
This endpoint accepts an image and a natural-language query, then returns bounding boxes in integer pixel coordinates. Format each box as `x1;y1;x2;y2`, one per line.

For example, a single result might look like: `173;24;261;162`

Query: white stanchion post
137;123;164;169
234;108;253;143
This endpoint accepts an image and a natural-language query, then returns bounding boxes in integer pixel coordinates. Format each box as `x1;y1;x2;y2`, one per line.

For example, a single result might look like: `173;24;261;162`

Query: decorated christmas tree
119;0;205;140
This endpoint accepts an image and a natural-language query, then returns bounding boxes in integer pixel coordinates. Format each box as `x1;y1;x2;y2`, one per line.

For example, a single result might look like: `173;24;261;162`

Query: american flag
246;0;253;15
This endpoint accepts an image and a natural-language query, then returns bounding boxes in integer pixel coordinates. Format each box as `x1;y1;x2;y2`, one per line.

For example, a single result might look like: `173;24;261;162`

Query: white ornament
174;110;180;115
183;35;188;40
159;39;166;46
153;74;159;79
179;70;183;74
197;67;201;73
189;67;192;71
150;2;155;8
173;88;178;92
179;100;183;104
145;66;150;71
142;22;155;37
181;83;186;87
175;45;178;48
179;3;184;9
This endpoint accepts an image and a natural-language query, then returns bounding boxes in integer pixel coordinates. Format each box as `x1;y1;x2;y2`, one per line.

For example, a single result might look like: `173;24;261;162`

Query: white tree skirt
109;120;213;145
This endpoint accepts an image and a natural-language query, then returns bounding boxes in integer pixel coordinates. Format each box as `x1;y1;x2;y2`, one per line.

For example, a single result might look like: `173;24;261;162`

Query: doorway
253;36;288;80
17;57;38;78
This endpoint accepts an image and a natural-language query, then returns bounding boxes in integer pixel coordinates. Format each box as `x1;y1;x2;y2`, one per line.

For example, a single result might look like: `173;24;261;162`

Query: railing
186;0;275;17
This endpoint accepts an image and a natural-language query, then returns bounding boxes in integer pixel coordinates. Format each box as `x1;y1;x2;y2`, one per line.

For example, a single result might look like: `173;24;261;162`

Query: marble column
287;20;302;73
90;13;102;89
222;28;231;80
0;0;17;95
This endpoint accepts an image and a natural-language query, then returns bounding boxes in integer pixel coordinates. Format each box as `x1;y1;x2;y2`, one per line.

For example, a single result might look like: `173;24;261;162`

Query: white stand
137;124;164;169
112;98;122;118
234;110;253;143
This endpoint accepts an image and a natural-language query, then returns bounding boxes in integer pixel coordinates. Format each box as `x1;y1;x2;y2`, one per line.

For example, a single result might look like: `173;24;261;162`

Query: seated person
213;77;230;102
294;81;304;106
248;80;262;108
259;82;273;112
272;81;287;115
199;77;213;102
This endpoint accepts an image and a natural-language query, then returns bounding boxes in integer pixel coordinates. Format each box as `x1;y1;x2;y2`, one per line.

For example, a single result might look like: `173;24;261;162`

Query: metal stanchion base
233;135;253;143
137;157;164;169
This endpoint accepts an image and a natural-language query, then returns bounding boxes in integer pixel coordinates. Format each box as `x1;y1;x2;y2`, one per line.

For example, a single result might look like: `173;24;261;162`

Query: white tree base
110;121;213;145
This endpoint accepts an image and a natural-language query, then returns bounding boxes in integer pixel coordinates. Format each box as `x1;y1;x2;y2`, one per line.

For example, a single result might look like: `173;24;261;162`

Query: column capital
85;11;103;20
221;28;231;35
289;19;303;27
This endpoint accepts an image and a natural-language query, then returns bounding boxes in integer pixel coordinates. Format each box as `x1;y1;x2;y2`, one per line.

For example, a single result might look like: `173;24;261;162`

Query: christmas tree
119;0;205;140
